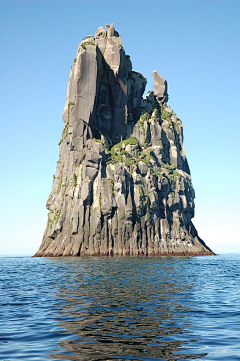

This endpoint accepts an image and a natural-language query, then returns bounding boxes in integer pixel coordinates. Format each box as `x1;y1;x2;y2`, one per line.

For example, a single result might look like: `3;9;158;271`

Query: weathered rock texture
34;24;214;257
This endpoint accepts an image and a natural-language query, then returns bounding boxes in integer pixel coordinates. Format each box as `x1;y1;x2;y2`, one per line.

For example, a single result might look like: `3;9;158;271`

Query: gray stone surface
152;70;168;105
34;25;214;257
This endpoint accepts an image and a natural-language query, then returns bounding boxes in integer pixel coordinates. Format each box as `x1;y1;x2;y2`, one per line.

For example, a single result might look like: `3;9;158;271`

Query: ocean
0;254;239;361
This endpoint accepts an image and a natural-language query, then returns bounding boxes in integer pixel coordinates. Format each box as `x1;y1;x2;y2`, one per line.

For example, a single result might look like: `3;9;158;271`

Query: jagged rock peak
152;70;168;105
34;25;214;257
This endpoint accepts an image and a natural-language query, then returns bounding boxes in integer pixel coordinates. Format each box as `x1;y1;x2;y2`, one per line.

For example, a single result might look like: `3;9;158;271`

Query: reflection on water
48;257;207;360
1;255;239;360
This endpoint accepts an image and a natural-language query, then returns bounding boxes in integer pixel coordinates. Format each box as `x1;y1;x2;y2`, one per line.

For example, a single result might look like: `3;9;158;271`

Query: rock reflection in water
48;257;207;360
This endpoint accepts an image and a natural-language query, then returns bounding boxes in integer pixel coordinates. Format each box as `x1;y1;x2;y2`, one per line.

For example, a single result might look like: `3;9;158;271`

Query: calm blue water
0;254;239;361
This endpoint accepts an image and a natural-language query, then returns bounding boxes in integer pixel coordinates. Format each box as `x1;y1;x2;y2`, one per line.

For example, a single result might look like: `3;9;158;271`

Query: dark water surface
0;254;239;361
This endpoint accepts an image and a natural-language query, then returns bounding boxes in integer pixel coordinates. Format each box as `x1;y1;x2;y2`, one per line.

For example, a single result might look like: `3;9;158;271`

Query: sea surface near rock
1;254;239;360
35;24;214;257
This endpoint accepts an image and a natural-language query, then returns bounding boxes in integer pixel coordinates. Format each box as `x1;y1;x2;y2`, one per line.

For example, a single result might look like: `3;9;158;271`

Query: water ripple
0;255;239;360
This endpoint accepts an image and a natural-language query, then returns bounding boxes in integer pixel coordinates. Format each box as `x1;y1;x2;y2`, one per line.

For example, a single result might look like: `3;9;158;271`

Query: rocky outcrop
152;71;168;105
34;24;214;257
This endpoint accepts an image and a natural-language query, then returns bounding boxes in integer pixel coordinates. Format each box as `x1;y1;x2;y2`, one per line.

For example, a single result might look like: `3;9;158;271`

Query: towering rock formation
34;24;214;257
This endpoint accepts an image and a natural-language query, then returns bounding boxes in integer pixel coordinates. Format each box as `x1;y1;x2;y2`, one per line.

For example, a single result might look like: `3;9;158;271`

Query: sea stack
34;24;214;257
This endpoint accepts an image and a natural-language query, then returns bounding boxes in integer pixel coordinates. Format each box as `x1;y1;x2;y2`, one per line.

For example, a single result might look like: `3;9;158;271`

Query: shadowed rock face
34;24;214;257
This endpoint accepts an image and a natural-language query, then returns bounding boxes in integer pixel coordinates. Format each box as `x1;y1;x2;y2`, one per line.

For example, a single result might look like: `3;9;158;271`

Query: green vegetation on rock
174;122;181;134
109;177;114;197
92;137;105;146
163;164;182;181
57;175;62;194
139;112;150;122
107;136;155;168
62;180;68;201
138;184;144;198
61;121;72;140
160;106;172;123
73;173;77;187
68;102;75;115
47;212;53;230
138;112;150;141
54;208;62;224
81;41;95;49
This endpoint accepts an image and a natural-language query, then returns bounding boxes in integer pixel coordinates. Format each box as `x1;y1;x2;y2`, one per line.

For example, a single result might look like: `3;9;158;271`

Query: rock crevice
34;24;214;257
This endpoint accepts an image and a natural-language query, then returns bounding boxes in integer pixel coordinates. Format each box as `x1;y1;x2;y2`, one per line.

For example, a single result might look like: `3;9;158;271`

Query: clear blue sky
0;0;239;255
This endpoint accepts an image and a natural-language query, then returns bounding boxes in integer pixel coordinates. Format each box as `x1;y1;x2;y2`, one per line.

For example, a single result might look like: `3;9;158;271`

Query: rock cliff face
34;24;214;257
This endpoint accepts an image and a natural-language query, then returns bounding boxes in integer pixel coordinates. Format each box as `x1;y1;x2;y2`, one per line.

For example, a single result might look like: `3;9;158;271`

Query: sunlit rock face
34;24;214;257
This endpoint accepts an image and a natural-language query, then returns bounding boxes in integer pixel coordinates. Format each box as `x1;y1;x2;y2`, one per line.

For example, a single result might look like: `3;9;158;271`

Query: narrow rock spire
152;70;168;105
